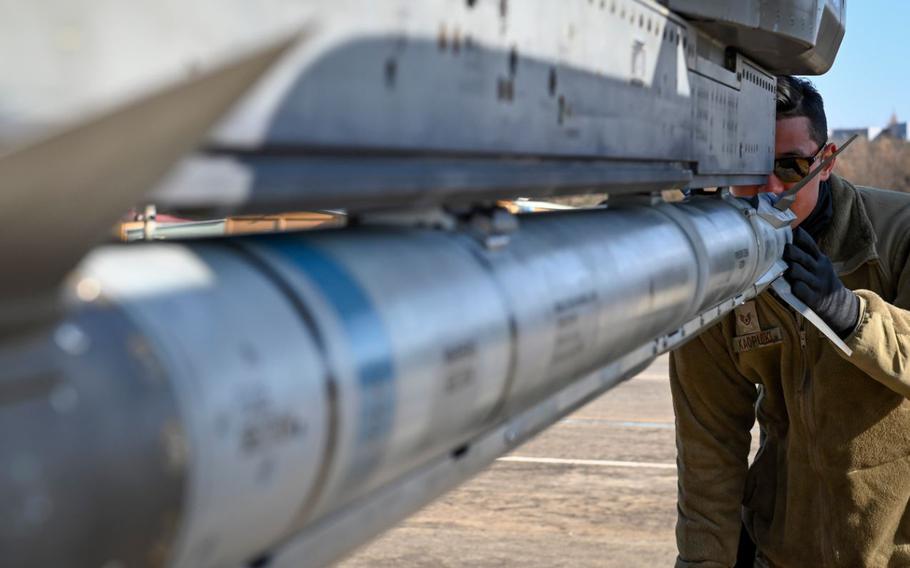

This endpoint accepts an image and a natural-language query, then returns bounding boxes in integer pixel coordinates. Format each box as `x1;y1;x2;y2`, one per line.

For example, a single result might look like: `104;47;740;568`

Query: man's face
731;116;836;226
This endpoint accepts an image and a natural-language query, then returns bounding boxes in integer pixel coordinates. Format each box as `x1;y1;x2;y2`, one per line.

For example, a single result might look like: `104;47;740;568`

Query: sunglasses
771;134;857;212
773;142;827;183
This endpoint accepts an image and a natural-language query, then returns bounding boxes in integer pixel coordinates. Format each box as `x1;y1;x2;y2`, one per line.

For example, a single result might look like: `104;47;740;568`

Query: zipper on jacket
795;314;835;565
798;330;808;391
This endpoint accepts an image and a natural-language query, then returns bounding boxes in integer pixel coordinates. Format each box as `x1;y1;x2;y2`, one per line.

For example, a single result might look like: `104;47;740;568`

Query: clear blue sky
806;1;910;129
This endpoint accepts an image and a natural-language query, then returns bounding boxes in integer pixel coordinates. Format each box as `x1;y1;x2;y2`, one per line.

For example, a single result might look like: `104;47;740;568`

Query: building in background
831;127;871;140
879;113;908;140
832;113;909;141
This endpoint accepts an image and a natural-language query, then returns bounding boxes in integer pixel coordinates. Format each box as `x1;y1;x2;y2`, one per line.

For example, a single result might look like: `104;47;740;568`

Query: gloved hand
783;227;860;339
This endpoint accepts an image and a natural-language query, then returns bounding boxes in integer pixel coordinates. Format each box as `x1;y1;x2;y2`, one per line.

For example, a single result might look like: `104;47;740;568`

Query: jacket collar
816;174;879;276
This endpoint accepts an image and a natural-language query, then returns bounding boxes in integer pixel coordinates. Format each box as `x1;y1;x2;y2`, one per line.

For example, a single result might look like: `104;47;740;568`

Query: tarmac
341;355;680;567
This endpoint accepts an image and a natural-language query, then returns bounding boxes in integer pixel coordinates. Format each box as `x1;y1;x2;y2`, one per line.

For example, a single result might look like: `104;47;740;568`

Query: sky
807;0;910;130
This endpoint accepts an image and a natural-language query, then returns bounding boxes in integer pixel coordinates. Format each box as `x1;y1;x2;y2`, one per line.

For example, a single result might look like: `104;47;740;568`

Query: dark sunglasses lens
774;157;811;183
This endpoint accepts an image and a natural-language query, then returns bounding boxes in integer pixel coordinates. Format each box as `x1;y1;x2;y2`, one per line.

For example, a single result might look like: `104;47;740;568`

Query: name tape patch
733;328;783;353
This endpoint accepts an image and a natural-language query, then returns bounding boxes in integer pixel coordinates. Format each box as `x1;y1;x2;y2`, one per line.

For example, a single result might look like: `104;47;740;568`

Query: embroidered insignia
734;301;762;335
733;328;783;353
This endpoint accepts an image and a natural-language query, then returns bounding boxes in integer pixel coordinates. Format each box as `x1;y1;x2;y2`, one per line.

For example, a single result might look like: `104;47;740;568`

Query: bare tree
835;137;910;193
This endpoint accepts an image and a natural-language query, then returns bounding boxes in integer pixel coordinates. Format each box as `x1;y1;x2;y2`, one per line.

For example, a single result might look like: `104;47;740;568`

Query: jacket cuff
841;291;869;345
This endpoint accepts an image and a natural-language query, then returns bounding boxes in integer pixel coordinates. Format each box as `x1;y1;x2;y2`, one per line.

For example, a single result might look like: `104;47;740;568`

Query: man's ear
819;143;837;181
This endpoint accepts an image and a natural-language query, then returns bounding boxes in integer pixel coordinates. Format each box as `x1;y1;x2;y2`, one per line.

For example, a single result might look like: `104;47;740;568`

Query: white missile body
3;195;791;567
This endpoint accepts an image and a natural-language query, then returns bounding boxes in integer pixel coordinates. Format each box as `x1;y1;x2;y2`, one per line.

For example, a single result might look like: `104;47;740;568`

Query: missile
1;194;791;568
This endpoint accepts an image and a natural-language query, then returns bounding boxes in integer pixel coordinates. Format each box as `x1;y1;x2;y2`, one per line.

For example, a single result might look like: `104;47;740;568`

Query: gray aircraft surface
0;1;845;567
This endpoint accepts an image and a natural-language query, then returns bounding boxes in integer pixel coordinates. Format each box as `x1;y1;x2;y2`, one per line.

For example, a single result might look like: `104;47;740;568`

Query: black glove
783;227;860;339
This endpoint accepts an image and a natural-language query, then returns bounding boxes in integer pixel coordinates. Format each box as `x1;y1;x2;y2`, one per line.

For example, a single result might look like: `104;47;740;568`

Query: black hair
776;75;828;146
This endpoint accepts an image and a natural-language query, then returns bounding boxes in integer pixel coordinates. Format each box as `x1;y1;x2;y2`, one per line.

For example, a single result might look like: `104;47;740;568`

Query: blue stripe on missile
261;238;396;455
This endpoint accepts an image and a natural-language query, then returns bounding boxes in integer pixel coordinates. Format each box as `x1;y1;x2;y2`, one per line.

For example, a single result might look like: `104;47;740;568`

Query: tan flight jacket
670;175;910;568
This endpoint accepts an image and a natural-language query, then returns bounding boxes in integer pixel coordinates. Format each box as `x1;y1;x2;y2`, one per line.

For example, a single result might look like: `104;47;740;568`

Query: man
671;75;910;567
